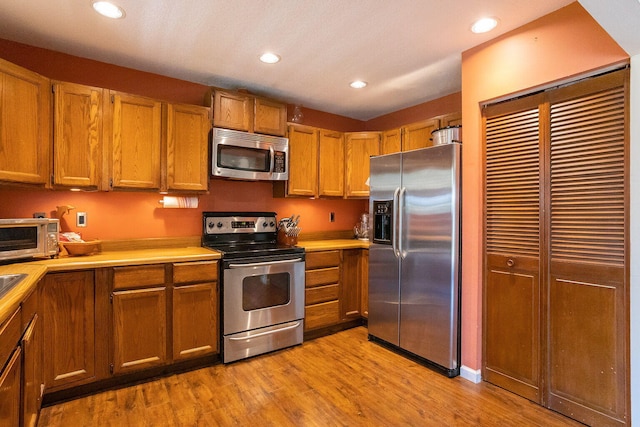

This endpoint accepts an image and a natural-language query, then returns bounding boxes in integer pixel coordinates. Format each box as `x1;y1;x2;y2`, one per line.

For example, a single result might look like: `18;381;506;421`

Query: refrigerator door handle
398;186;407;259
392;187;401;258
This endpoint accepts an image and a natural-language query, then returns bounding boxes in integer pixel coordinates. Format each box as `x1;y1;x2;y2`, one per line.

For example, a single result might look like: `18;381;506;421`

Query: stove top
201;211;304;259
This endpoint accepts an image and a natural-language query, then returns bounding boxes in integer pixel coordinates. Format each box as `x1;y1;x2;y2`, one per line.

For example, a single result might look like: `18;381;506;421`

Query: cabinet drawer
173;261;218;285
306;267;340;288
305;301;340;330
306;284;339;306
0;307;21;369
306;251;340;269
113;265;166;290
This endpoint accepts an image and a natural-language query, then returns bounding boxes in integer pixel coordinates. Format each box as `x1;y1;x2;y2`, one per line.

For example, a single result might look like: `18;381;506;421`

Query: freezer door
398;144;461;370
368;153;401;345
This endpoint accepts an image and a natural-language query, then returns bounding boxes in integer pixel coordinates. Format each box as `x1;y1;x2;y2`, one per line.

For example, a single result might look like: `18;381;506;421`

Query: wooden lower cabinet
112;287;167;374
21;288;43;427
172;261;219;361
43;271;98;391
304;249;367;333
0;347;21;427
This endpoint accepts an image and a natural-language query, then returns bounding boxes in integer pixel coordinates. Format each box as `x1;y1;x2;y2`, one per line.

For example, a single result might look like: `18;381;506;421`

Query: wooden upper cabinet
108;91;162;190
211;89;287;136
345;132;380;198
402;118;439;151
212;90;251;132
52;81;104;189
165;103;210;192
318;130;344;197
381;128;401;155
0;58;50;186
439;112;462;127
286;124;318;197
254;97;287;136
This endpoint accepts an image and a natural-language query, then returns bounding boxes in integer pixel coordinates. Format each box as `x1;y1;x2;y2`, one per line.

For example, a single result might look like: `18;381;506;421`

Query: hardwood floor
38;327;581;426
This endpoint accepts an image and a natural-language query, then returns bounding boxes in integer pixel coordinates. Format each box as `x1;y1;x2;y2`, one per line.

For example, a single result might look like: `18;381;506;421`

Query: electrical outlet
330;212;335;222
76;212;87;227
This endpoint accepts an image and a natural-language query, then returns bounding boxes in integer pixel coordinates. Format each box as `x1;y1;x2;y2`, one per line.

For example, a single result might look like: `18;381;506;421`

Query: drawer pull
506;258;515;267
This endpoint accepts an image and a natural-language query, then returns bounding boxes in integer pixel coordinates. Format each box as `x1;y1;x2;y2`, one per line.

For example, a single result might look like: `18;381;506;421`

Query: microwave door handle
269;146;275;172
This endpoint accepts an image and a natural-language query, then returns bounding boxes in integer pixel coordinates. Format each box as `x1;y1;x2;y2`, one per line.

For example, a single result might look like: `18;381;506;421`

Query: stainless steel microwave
211;127;289;181
0;218;59;262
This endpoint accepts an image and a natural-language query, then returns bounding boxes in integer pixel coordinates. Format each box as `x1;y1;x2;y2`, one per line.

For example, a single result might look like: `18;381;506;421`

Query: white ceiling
1;0;633;121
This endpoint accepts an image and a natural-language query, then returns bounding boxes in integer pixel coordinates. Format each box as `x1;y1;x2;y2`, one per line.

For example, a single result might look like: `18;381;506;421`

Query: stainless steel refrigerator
368;143;461;377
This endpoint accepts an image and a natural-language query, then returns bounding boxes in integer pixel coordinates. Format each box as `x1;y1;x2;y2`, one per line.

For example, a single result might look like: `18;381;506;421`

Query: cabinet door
0;348;21;427
360;250;369;318
0;58;50;185
254;97;287;136
52;81;103;189
112;287;167;374
340;249;361;320
402;118;439;151
287;125;318;196
318;130;344;197
43;271;96;391
21;315;41;427
345;132;380;198
109;92;162;190
212;90;251;132
165;103;210;192
172;283;218;360
439;112;462;127
381;128;401;155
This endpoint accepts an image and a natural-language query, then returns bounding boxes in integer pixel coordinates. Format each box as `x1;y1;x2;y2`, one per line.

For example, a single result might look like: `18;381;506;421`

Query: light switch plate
77;212;87;227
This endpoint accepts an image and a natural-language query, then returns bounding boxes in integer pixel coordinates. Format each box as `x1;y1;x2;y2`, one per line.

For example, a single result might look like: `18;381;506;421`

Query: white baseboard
460;365;482;383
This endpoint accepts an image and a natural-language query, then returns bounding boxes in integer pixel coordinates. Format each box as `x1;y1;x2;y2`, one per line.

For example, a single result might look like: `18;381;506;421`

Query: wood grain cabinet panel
21;313;41;427
172;283;218;360
340;249;362;321
109;91;162;190
304;251;341;331
112;264;166;290
254;97;287;136
0;347;21;427
344;132;380;198
381;128;401;155
285;125;318;197
212;90;251;132
306;250;340;270
112;287;167;374
165;103;210;192
43;271;97;391
318;130;344;197
52;81;104;189
0;58;50;186
402;118;439;151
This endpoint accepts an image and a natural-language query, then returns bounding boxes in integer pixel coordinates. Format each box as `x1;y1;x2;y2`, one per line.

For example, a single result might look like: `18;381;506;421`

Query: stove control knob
269;221;275;228
217;222;223;228
262;222;268;228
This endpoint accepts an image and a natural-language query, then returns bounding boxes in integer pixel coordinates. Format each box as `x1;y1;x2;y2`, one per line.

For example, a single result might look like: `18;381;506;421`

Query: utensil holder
277;229;298;246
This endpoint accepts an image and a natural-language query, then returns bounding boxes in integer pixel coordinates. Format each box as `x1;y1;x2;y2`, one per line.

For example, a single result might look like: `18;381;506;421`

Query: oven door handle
227;257;304;268
228;321;302;341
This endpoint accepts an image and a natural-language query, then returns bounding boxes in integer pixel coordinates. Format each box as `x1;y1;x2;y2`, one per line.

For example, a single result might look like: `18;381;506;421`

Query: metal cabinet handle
506;258;515;267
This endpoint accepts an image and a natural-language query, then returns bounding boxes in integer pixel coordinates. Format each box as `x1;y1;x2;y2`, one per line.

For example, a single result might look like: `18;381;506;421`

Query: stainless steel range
202;212;305;363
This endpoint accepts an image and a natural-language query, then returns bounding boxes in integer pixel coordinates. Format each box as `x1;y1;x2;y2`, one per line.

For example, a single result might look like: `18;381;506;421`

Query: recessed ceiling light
350;80;367;89
92;1;125;19
471;17;498;34
260;53;281;64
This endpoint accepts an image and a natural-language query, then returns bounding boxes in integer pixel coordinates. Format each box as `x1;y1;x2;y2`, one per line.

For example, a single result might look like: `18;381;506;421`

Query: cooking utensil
430;125;461;145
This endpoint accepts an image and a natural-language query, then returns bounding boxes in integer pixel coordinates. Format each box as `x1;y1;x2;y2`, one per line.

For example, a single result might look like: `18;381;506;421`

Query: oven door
223;255;305;336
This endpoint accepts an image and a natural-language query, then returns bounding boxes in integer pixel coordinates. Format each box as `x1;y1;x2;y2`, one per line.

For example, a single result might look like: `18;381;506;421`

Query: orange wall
459;2;628;372
365;92;462;130
0;183;367;239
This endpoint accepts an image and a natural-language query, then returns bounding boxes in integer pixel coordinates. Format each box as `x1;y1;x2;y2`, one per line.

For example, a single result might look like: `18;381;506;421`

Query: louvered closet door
482;95;544;403
546;71;628;426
